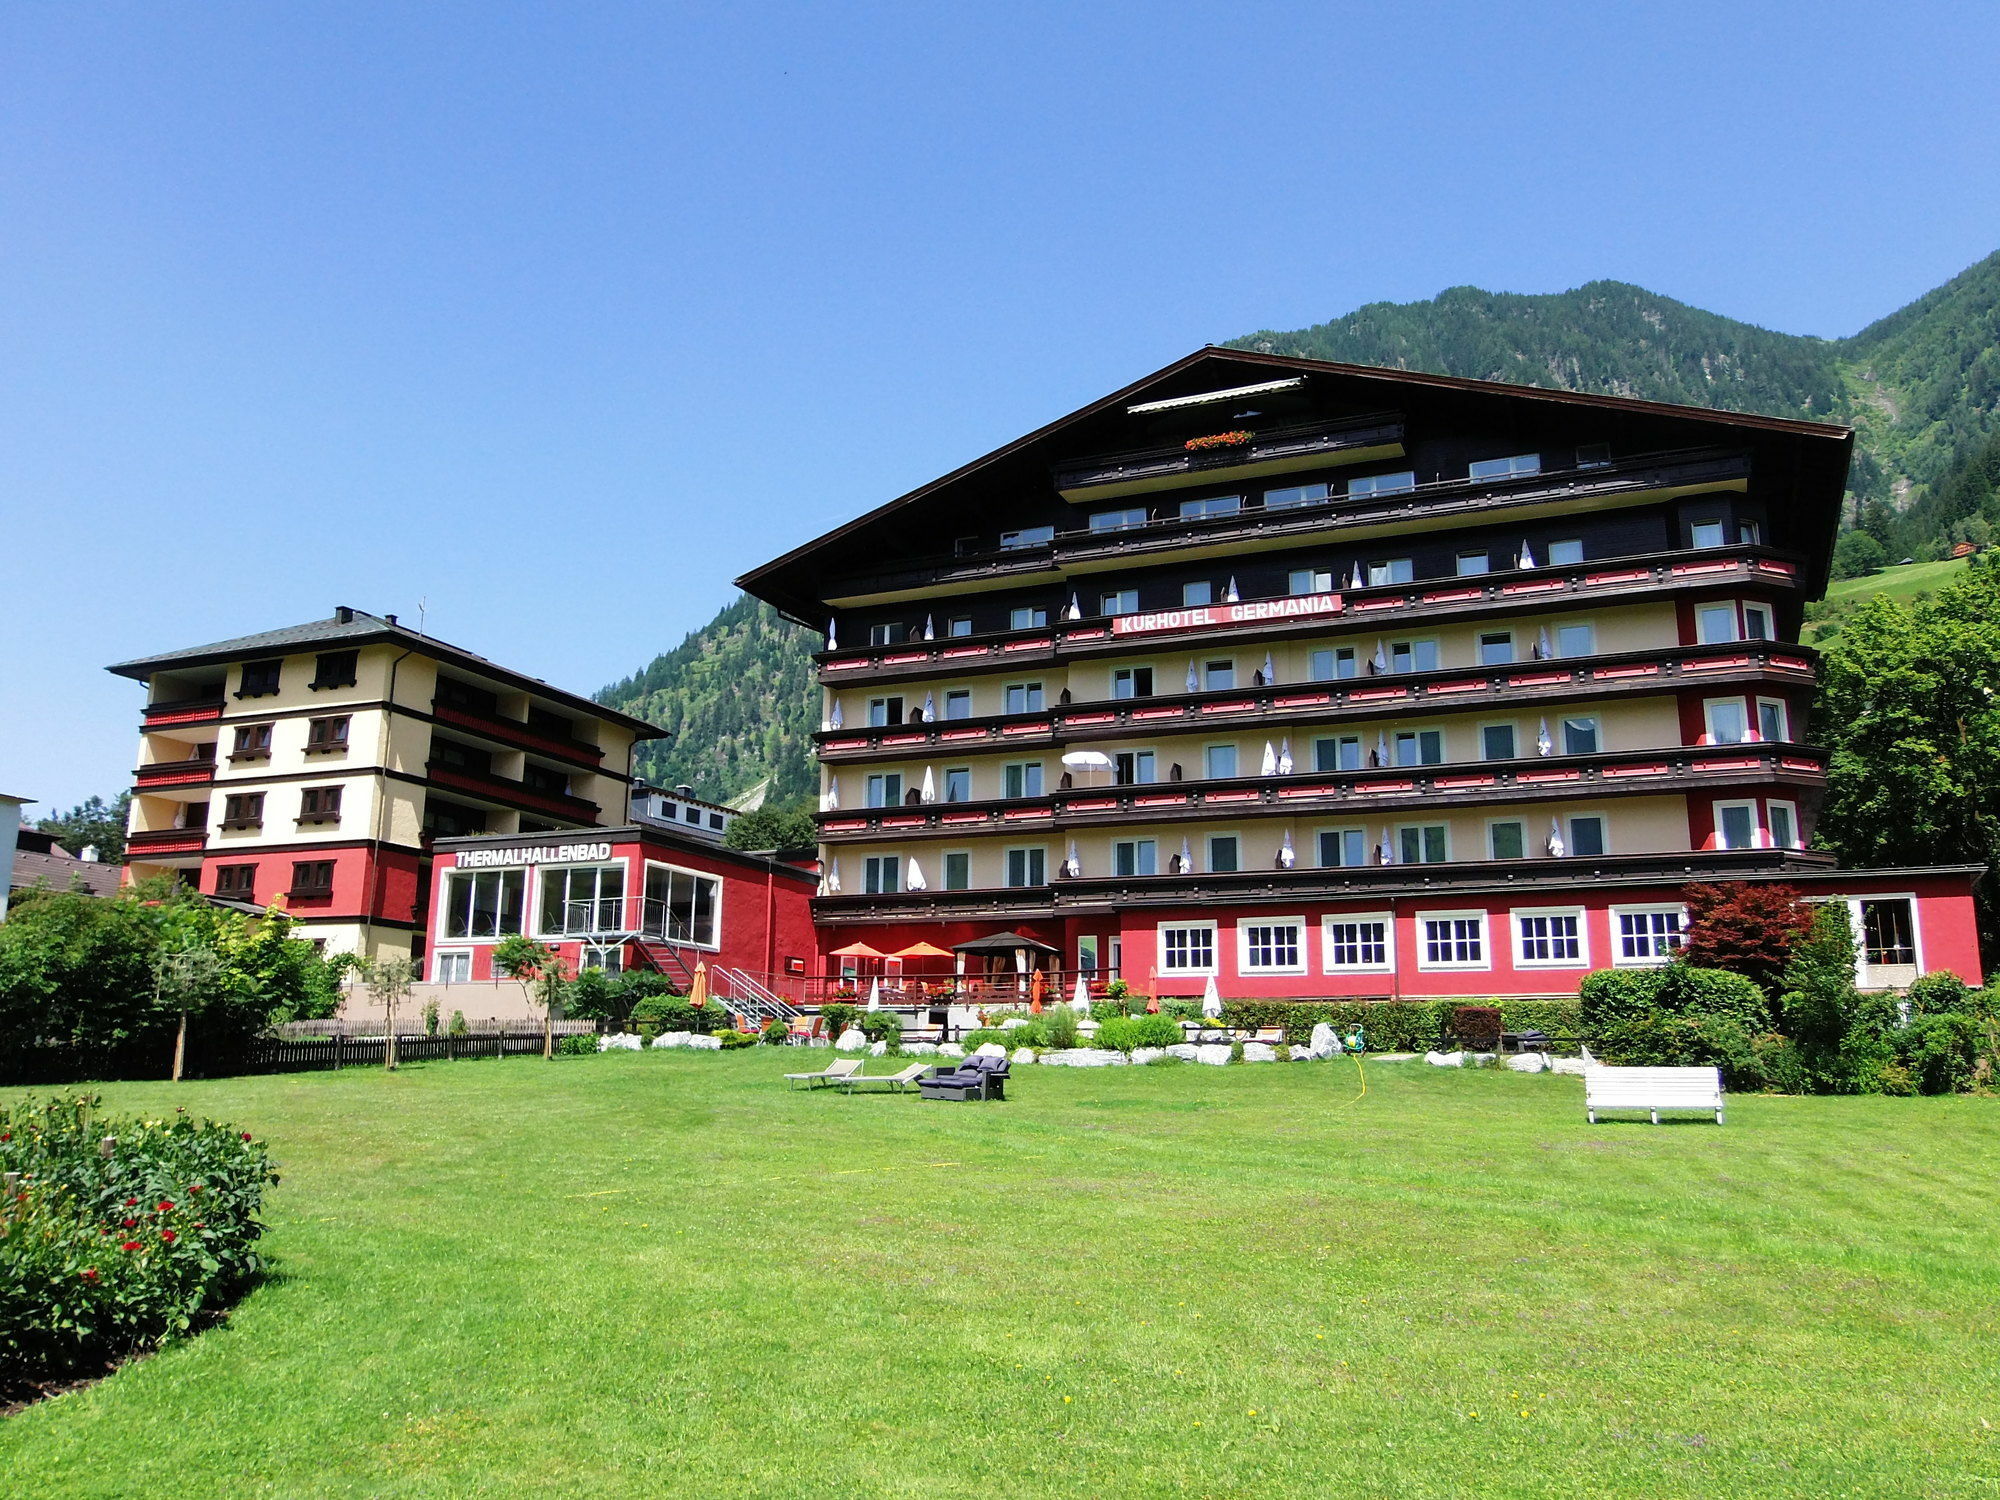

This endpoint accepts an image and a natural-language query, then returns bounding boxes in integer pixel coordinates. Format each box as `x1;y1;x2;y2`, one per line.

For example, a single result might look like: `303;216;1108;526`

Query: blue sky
5;1;1999;812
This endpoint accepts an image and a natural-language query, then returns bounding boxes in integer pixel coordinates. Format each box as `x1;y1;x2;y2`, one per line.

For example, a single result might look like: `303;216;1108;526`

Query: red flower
82;1267;99;1281
158;1200;174;1212
191;1184;204;1193
160;1229;177;1243
1;1131;10;1141
122;1218;138;1229
125;1198;139;1208
121;1241;141;1252
193;1221;206;1229
241;1133;253;1142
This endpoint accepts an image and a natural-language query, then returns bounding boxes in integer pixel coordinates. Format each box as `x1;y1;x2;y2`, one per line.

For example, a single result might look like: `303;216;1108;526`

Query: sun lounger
785;1057;863;1090
837;1063;927;1094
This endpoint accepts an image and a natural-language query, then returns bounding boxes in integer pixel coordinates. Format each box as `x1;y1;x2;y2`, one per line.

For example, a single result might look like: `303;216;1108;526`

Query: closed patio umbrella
1029;968;1047;1013
825;856;842;894
1278;830;1296;869
1377;828;1396;865
1371;640;1388;674
1349;561;1365;590
1062;838;1082;878
822;779;839;811
1536;626;1552;660
922;613;935;640
1187;659;1200;693
1224;577;1240;603
1375;730;1390;767
921;690;935;722
1179;835;1194;873
920;766;937;803
829;699;843;729
826;617;838;649
1519;539;1537;570
689;960;710;1011
1262;650;1276;685
1537;717;1554;756
1277;737;1294;774
1260;741;1278;776
906;856;927;891
1071;975;1092;1013
1065;592;1083;621
1546;819;1567;858
865;976;883;1011
1200;975;1223;1018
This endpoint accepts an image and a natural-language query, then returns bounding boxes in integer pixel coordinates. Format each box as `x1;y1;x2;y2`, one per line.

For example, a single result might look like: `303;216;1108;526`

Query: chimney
384;614;398;626
79;845;100;863
334;606;355;624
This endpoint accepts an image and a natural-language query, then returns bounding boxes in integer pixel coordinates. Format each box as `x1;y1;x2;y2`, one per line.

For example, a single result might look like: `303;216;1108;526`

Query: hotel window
1563;716;1600;755
231;723;274;760
867;623;904;646
942;851;971;891
1514;910;1585;967
298;786;342;823
1399;824;1449;864
1568;814;1607;857
1715;800;1759;850
1393;730;1443;767
581;947;624;974
433;951;472;984
1743;603;1775;641
1690;518;1726;549
1547;538;1584;566
539;864;624;936
305;716;349;752
1263;482;1329;510
1113;667;1154;699
1240;919;1305;975
1469;454;1540;481
1113;750;1156;785
1101;589;1139;617
1076;936;1099;976
180;800;209;831
237;658;283;698
1309;647;1358;681
1318;828;1368;867
1289;568;1334;595
1009;606;1049;629
1182;494;1243;519
1347;471;1415;498
1324;915;1391;971
310;650;358;690
214;864;256;898
1207;834;1240;873
1488;820;1525;860
290;860;335;897
1000;525;1055;550
1768;800;1799;850
708;813;726;831
1204;744;1238;780
681;804;702;825
1456;551;1491;576
948;617;974;638
424;800;487;839
1158;921;1216;975
1554;622;1596;657
1758;698;1790;742
1704;699;1749;745
1739;519;1763;545
1389;638;1439;673
867;697;904;727
1696;604;1739;644
1091;507;1149;533
1420;913;1487;968
944;690;972;720
1315;736;1362;773
1366;558;1414;586
522;764;569;799
1577;443;1612;469
863;856;900;896
1005;847;1046;888
1615;907;1685;964
1183;581;1213;607
1860;899;1917;966
943;768;971;803
1002;762;1044;799
1112;839;1157;877
221;792;264;829
864;773;904;808
1477;631;1514;665
1204;659;1235;690
1481;723;1517;761
643;866;720;947
442;868;525;939
1004;682;1045;714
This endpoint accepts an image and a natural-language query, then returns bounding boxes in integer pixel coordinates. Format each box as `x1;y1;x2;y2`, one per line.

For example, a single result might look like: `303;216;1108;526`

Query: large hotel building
742;350;1980;998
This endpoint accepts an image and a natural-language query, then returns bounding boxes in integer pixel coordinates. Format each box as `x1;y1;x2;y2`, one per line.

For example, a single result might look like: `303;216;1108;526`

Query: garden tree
1813;554;2000;949
722;799;816;853
355;956;418;1070
491;935;569;1059
1830;530;1886;580
153;945;228;1082
1777;902;1869;1086
1681;882;1813;993
34;792;130;863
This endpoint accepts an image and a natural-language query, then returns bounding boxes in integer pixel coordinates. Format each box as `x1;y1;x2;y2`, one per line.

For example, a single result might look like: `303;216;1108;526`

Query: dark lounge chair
919;1054;1009;1101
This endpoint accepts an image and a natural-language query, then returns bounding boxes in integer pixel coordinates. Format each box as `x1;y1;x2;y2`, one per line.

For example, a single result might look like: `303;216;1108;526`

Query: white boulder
869;1040;890;1056
1425;1050;1465;1067
1011;1047;1038;1065
1131;1048;1167;1065
1310;1022;1338;1055
1505;1053;1547;1073
1042;1048;1125;1067
653;1030;693;1049
600;1032;644;1052
1194;1044;1234;1067
937;1042;966;1058
1166;1043;1203;1062
834;1028;869;1052
903;1042;939;1055
686;1034;723;1051
973;1042;1009;1058
1550;1056;1590;1075
999;1017;1030;1031
1241;1042;1279;1063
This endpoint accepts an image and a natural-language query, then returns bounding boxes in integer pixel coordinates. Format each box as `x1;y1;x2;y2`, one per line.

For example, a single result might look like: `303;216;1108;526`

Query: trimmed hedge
1215;998;1585;1051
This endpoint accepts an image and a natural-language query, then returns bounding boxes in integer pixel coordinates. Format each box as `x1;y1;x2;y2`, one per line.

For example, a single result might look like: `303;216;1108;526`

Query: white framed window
1005;847;1046;888
1512;907;1587;968
1182;494;1243;519
1470;453;1540;481
1703;698;1749;746
1159;921;1217;976
1743;602;1775;641
1318;827;1368;868
1857;897;1919;968
1113;667;1155;699
1487;819;1526;860
1689;518;1726;549
1183;580;1213;606
1757;697;1790;742
1112;838;1158;877
1393;729;1443;767
1715;800;1759;850
440;869;525;940
1418;910;1489;969
942;851;972;891
1101;589;1139;616
1309;647;1358;681
867;623;903;646
1367;558;1415;586
1203;659;1235;690
865;772;904;808
948;617;974;638
432;950;472;983
1347;471;1414;498
1479;722;1517;761
1389;638;1439;673
1738;519;1762;545
1695;603;1738;645
944;689;972;720
1003;681;1045;714
1289;568;1334;595
1561;716;1600;755
862;856;900;895
1002;762;1044;799
1238;917;1307;975
1076;935;1100;975
1090;507;1148;533
1613;905;1686;965
1398;824;1450;864
1009;606;1049;629
866;696;903;727
1566;813;1607;857
1315;735;1363;773
1477;630;1514;665
943;767;972;803
1554;621;1596;658
581;947;624;974
1767;799;1800;850
1456;551;1491;577
1547;538;1584;565
1204;743;1239;780
643;863;721;948
538;863;626;937
1206;833;1240;873
1323;913;1393;972
1113;750;1157;785
1264;482;1329;510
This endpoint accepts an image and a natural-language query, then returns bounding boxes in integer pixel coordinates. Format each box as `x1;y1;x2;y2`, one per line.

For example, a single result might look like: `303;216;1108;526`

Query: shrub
1578;969;1663;1031
1682;882;1812;992
448;1009;469;1037
1160;999;1204;1022
555;1033;600;1056
1596;1014;1766;1089
1228;1040;1244;1063
760;1018;790;1045
0;1094;278;1385
1655;965;1772;1032
1042;1007;1081;1050
1089;1000;1128;1022
1905;970;1980;1018
564;968;620;1022
1103;980;1131;1003
1216;999;1453;1052
1451;1006;1502;1050
1093;1016;1143;1052
422;999;440;1037
1897;1012;1985;1094
819;1003;861;1039
1495;999;1583;1039
857;1012;903;1052
715;1029;760;1050
630;995;706;1034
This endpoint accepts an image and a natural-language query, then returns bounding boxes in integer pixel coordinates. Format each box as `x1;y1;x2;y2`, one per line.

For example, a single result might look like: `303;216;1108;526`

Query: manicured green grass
1822;556;1970;608
3;1053;1996;1498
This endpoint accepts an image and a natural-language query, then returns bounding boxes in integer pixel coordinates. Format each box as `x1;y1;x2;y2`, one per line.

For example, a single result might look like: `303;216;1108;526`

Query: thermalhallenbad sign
455;842;614;869
1109;592;1344;637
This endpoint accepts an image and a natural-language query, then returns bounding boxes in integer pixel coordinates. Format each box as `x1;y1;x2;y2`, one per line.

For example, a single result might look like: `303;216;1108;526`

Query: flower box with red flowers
1183;430;1254;453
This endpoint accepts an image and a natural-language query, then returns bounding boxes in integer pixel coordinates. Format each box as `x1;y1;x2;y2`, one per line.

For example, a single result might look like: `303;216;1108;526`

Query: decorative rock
1505;1053;1547;1073
1424;1049;1465;1067
1310;1022;1338;1055
1470;1052;1497;1066
1289;1044;1320;1060
1044;1048;1125;1067
599;1032;644;1052
869;1040;890;1056
937;1042;966;1058
1011;1047;1038;1065
1241;1042;1279;1063
972;1042;1009;1058
1166;1043;1203;1061
834;1028;869;1052
1194;1043;1234;1067
1550;1056;1590;1075
999;1017;1030;1030
903;1042;939;1055
1370;1052;1420;1062
685;1034;724;1051
653;1030;693;1049
1131;1047;1166;1065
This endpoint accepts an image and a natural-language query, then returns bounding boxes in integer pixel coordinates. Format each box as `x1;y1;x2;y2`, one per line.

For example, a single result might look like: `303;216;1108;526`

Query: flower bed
1;1095;277;1394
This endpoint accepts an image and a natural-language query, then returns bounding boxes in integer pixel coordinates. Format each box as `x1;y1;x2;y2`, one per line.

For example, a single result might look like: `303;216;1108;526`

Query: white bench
1584;1065;1725;1125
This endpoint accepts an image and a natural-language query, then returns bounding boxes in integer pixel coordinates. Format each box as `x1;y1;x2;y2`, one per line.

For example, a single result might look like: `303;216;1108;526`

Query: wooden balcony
425;763;601;823
132;757;219;789
818;544;1802;685
815;741;1826;844
432;702;605;767
816;640;1817;764
1052;413;1406;499
126;827;209;856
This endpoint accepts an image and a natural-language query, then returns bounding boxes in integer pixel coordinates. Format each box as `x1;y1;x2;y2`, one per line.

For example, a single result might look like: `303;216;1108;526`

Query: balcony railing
140;695;226;727
132;757;219;788
819;544;1804;683
814;741;1826;843
821;446;1751;604
1052;413;1405;496
816;640;1817;763
425;762;601;822
432;702;605;765
126;827;209;856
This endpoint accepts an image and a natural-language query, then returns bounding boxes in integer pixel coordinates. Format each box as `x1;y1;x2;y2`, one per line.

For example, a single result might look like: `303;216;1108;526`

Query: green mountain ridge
605;253;2000;803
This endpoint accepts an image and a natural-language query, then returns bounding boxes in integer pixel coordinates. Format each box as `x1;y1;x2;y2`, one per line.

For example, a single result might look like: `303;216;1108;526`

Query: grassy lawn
1822;555;1970;606
3;1053;1996;1499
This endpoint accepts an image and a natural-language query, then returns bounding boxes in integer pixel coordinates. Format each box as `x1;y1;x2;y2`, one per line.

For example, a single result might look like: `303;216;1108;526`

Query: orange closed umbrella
688;959;710;1010
1029;968;1046;1013
1145;965;1159;1014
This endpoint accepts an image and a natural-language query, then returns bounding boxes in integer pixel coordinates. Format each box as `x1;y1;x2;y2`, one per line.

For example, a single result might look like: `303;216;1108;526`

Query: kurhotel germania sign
1109;592;1344;637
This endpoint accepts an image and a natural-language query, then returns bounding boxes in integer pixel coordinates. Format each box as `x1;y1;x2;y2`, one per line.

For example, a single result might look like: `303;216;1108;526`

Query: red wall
198;843;422;925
